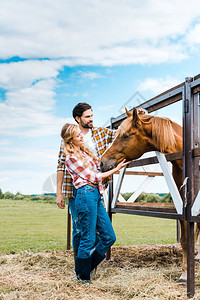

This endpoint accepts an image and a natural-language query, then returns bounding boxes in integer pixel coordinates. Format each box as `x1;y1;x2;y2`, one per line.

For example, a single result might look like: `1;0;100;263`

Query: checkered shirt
65;153;104;197
57;127;115;198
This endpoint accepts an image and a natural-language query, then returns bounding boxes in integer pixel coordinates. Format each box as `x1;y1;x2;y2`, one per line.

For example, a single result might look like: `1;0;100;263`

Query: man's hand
56;193;65;209
138;107;146;115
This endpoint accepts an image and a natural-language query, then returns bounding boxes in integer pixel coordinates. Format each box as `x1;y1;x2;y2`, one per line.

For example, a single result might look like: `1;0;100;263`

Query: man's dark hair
72;102;92;122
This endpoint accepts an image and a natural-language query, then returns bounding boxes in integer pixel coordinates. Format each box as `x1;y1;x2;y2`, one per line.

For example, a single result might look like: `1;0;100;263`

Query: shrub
27;194;56;204
15;192;24;200
121;192;171;203
15;194;24;200
162;193;173;203
22;195;33;201
135;192;148;203
4;191;15;199
145;193;162;203
42;195;56;204
0;188;4;199
121;192;133;201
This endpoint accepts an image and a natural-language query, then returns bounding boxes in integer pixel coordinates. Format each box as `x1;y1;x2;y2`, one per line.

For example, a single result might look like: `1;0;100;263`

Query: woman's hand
101;159;131;178
115;159;131;171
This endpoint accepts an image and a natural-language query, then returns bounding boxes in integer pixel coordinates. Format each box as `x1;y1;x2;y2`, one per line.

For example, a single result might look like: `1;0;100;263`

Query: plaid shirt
65;152;104;197
57;127;115;198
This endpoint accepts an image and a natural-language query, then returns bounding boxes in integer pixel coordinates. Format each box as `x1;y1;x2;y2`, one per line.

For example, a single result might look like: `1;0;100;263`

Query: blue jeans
68;187;101;250
75;185;116;259
68;188;81;250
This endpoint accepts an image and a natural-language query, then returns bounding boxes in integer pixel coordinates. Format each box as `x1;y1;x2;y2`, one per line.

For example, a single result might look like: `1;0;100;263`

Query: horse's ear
125;107;132;118
132;107;141;127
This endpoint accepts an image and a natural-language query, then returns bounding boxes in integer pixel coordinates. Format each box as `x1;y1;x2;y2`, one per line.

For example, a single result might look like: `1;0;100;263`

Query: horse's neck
147;118;183;189
153;118;183;153
172;163;183;190
164;123;183;190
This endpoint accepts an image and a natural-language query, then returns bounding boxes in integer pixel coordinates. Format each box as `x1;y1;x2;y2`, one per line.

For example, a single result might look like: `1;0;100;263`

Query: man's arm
56;170;65;209
56;142;66;209
106;128;116;144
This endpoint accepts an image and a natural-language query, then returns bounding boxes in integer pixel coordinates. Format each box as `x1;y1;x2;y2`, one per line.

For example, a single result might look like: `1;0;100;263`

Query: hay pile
0;244;200;299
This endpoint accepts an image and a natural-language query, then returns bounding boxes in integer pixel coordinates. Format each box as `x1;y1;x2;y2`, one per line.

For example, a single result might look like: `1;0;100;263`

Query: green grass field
0;199;177;254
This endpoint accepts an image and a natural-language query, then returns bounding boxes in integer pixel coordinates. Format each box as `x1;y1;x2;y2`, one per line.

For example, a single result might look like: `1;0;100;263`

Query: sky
0;0;200;195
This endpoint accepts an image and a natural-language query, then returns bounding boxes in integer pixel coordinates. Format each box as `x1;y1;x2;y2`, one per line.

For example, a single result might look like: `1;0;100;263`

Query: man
56;102;115;266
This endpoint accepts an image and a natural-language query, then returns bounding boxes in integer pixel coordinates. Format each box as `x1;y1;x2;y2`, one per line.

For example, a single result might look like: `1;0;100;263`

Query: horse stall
67;74;200;298
101;74;200;298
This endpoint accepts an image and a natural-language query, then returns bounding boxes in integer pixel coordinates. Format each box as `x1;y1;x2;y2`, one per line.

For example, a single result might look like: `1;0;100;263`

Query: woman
61;123;129;283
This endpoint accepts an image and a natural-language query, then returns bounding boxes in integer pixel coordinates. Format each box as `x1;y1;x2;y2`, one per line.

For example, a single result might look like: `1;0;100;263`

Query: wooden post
67;205;71;250
106;117;114;260
106;180;113;260
177;221;180;243
192;92;200;205
183;77;195;298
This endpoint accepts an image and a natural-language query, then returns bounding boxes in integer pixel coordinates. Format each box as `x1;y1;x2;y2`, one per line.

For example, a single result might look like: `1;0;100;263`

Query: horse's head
101;107;154;172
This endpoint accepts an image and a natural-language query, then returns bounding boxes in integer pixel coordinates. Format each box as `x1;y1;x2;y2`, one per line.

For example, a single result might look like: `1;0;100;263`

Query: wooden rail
115;170;163;176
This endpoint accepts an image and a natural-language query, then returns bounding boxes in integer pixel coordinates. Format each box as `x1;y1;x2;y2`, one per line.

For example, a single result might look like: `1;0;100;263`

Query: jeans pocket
75;190;87;213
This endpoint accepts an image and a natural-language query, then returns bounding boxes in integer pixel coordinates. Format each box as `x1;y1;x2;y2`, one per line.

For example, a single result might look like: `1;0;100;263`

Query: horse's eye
122;134;129;140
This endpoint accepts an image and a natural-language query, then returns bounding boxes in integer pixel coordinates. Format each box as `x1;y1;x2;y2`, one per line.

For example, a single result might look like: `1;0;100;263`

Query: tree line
0;189;56;204
0;188;172;204
121;192;172;203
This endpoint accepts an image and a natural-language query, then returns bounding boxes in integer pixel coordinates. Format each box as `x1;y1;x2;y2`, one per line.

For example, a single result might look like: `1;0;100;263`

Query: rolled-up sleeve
95;171;102;183
107;128;116;144
57;142;66;172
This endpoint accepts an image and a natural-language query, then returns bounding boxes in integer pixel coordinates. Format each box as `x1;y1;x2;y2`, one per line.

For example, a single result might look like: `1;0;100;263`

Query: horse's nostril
100;161;103;168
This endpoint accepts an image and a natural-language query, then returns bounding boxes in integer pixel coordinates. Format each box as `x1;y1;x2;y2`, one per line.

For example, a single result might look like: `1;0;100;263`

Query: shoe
75;256;92;281
73;249;78;264
90;267;97;280
75;275;93;284
73;249;78;261
91;250;105;272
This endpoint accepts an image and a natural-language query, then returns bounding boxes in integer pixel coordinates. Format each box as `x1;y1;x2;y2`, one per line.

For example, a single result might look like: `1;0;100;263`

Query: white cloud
98;105;115;111
0;0;200;65
0;144;60;166
0;60;75;137
0;170;55;194
138;76;181;95
0;139;13;146
0;145;59;194
82;92;89;97
0;60;64;90
77;71;103;80
185;22;200;45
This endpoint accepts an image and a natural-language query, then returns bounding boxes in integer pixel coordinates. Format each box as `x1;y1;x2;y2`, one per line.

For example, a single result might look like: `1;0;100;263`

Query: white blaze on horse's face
100;108;153;172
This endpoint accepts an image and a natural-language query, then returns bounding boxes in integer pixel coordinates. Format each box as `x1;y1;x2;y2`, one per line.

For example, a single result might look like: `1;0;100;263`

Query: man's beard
80;119;93;128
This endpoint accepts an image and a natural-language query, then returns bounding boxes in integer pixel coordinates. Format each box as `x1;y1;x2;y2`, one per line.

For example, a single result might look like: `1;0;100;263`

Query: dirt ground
1;244;200;299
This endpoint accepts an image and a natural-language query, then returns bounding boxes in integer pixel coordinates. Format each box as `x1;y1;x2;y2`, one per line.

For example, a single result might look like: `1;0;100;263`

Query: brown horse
101;107;198;282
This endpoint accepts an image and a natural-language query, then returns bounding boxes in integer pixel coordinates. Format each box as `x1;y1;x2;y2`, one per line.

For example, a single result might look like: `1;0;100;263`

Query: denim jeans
75;185;116;259
68;187;81;250
68;187;101;250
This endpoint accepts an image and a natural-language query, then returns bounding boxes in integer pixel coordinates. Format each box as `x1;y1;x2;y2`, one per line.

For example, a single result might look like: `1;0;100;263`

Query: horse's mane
117;118;132;137
151;117;177;152
117;114;177;153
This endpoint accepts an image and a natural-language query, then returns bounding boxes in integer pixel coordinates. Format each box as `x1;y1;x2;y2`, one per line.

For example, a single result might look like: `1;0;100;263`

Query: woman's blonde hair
61;123;98;165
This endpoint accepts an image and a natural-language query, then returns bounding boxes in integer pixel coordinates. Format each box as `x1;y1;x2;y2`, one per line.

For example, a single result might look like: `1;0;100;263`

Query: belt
88;183;98;188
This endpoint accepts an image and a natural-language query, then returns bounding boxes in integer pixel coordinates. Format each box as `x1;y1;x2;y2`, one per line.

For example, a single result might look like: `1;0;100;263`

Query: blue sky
0;0;200;195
